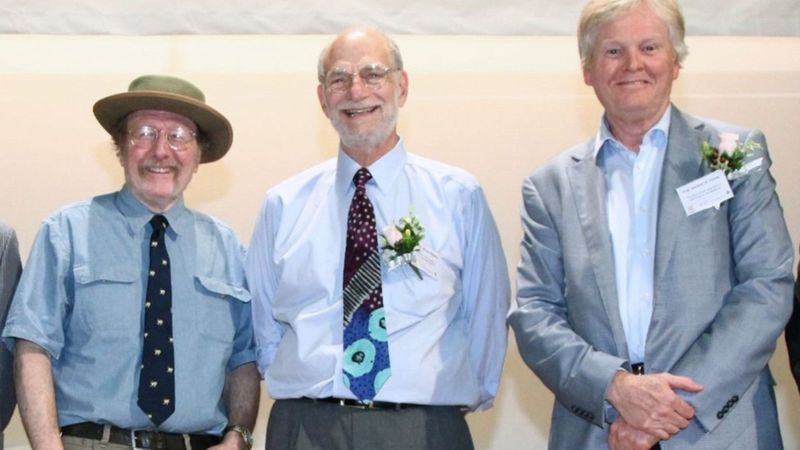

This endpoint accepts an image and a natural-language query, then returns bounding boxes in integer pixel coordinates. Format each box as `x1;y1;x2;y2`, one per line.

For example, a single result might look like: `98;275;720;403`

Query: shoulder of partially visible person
0;220;20;277
0;222;18;258
0;221;15;242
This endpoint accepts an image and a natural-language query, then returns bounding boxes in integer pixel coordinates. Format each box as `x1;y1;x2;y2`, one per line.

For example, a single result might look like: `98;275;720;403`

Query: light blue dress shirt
594;108;670;364
246;140;510;411
2;187;255;434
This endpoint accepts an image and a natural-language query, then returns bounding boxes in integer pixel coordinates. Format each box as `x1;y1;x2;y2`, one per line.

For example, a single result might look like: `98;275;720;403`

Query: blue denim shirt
2;187;255;434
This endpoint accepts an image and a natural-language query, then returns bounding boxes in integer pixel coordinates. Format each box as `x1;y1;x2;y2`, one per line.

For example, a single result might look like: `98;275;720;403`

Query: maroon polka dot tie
342;168;391;401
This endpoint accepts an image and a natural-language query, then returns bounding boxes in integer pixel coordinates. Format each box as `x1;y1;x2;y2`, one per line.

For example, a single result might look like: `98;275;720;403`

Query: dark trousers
265;399;474;450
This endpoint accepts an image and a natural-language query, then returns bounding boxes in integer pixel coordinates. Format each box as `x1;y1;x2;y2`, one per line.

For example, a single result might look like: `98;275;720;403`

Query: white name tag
676;170;733;216
413;245;439;280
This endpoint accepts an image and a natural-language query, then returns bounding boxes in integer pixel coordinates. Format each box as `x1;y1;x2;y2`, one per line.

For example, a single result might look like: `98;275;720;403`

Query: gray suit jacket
0;222;21;436
509;107;794;449
785;250;800;390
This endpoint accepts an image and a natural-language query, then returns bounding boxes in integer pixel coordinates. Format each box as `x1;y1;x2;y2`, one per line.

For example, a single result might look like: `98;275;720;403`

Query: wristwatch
224;424;254;449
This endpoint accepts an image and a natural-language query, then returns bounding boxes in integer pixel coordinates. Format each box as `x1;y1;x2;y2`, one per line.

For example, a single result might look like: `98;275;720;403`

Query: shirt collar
593;105;672;160
335;138;407;197
115;185;190;237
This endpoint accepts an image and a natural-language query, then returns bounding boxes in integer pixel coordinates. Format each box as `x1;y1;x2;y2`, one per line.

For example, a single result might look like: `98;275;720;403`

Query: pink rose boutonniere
701;132;761;179
380;212;425;280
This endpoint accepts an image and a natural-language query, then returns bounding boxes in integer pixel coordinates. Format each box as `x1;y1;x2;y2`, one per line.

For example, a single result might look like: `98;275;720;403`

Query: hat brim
93;91;233;163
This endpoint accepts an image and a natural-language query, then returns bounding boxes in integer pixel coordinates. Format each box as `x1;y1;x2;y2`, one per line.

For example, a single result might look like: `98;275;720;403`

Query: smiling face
119;110;201;213
583;4;680;132
317;29;408;166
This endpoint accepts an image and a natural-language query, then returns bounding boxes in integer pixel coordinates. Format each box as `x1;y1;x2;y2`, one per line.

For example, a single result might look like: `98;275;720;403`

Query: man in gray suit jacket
1;222;22;450
784;251;800;391
509;0;794;449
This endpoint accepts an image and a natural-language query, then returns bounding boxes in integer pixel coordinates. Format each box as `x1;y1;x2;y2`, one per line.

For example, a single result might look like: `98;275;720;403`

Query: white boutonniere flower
380;212;425;280
701;132;761;180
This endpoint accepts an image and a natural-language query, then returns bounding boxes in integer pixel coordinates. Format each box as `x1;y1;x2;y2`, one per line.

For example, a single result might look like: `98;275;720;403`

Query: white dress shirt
594;108;670;364
246;139;510;411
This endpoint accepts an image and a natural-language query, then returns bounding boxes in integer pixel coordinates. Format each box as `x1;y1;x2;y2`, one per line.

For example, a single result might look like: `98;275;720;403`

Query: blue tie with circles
137;214;175;425
342;168;391;401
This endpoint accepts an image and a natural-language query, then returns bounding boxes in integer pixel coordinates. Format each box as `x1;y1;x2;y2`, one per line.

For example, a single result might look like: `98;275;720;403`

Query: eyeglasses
324;64;400;93
127;125;197;151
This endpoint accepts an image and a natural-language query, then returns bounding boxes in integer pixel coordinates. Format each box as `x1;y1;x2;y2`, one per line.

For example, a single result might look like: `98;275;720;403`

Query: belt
306;397;430;410
60;422;221;450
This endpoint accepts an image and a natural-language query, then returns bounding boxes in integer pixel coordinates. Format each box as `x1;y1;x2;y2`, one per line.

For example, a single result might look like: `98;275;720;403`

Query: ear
671;60;681;81
583;66;593;87
317;83;331;118
396;70;409;107
116;145;126;166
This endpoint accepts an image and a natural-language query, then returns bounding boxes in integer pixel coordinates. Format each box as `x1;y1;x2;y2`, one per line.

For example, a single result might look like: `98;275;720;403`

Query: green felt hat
93;75;232;163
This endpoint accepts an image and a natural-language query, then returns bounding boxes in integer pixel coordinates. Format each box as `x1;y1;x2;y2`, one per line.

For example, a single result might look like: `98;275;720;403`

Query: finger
650;427;671;441
667;397;696;420
666;374;704;393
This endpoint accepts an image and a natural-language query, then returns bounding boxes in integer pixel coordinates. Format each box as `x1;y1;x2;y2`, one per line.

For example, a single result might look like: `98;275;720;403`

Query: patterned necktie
138;214;175;425
343;168;390;401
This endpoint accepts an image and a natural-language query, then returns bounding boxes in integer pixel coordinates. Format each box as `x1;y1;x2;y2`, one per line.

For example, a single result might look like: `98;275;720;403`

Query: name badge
676;170;733;216
414;245;439;280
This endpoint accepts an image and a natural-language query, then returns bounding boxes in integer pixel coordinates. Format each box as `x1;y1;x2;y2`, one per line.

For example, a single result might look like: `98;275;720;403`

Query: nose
150;133;172;158
626;51;644;71
346;75;369;99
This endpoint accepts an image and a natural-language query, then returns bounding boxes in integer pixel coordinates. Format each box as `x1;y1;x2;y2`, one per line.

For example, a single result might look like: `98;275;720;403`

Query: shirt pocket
193;275;251;344
72;264;139;333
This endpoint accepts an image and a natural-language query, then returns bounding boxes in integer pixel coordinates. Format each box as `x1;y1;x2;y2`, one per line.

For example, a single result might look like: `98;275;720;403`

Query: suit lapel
653;108;707;289
568;143;629;360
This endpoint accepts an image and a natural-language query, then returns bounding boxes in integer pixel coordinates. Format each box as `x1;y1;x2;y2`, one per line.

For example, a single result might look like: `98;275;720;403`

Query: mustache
140;161;180;170
336;101;382;110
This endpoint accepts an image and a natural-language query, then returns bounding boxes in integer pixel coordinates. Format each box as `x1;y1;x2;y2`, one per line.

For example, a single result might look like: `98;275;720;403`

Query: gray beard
331;105;399;153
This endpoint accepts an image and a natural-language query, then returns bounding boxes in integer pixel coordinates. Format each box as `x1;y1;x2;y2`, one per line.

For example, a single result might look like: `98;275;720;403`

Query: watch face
228;425;253;446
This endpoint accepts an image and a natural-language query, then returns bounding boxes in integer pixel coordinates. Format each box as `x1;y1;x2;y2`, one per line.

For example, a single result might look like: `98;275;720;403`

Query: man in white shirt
246;26;510;449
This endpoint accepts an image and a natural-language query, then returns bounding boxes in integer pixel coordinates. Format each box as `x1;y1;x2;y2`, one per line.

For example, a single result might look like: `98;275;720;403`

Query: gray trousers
266;399;474;450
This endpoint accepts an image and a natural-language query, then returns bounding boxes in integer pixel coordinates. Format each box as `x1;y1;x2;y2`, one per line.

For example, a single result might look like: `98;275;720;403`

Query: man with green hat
2;75;259;450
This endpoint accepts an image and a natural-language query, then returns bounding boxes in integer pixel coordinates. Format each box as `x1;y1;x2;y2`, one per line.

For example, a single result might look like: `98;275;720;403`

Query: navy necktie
342;168;391;401
137;214;175;425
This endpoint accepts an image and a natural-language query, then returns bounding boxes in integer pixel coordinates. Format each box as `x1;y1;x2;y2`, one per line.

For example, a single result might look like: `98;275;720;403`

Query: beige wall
1;34;798;449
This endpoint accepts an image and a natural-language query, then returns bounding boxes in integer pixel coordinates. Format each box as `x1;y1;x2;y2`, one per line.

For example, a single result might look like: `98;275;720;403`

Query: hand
609;416;662;450
607;371;703;439
208;431;249;450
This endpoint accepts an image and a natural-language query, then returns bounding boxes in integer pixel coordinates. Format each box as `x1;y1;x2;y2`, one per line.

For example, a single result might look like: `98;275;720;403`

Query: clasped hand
606;371;703;450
